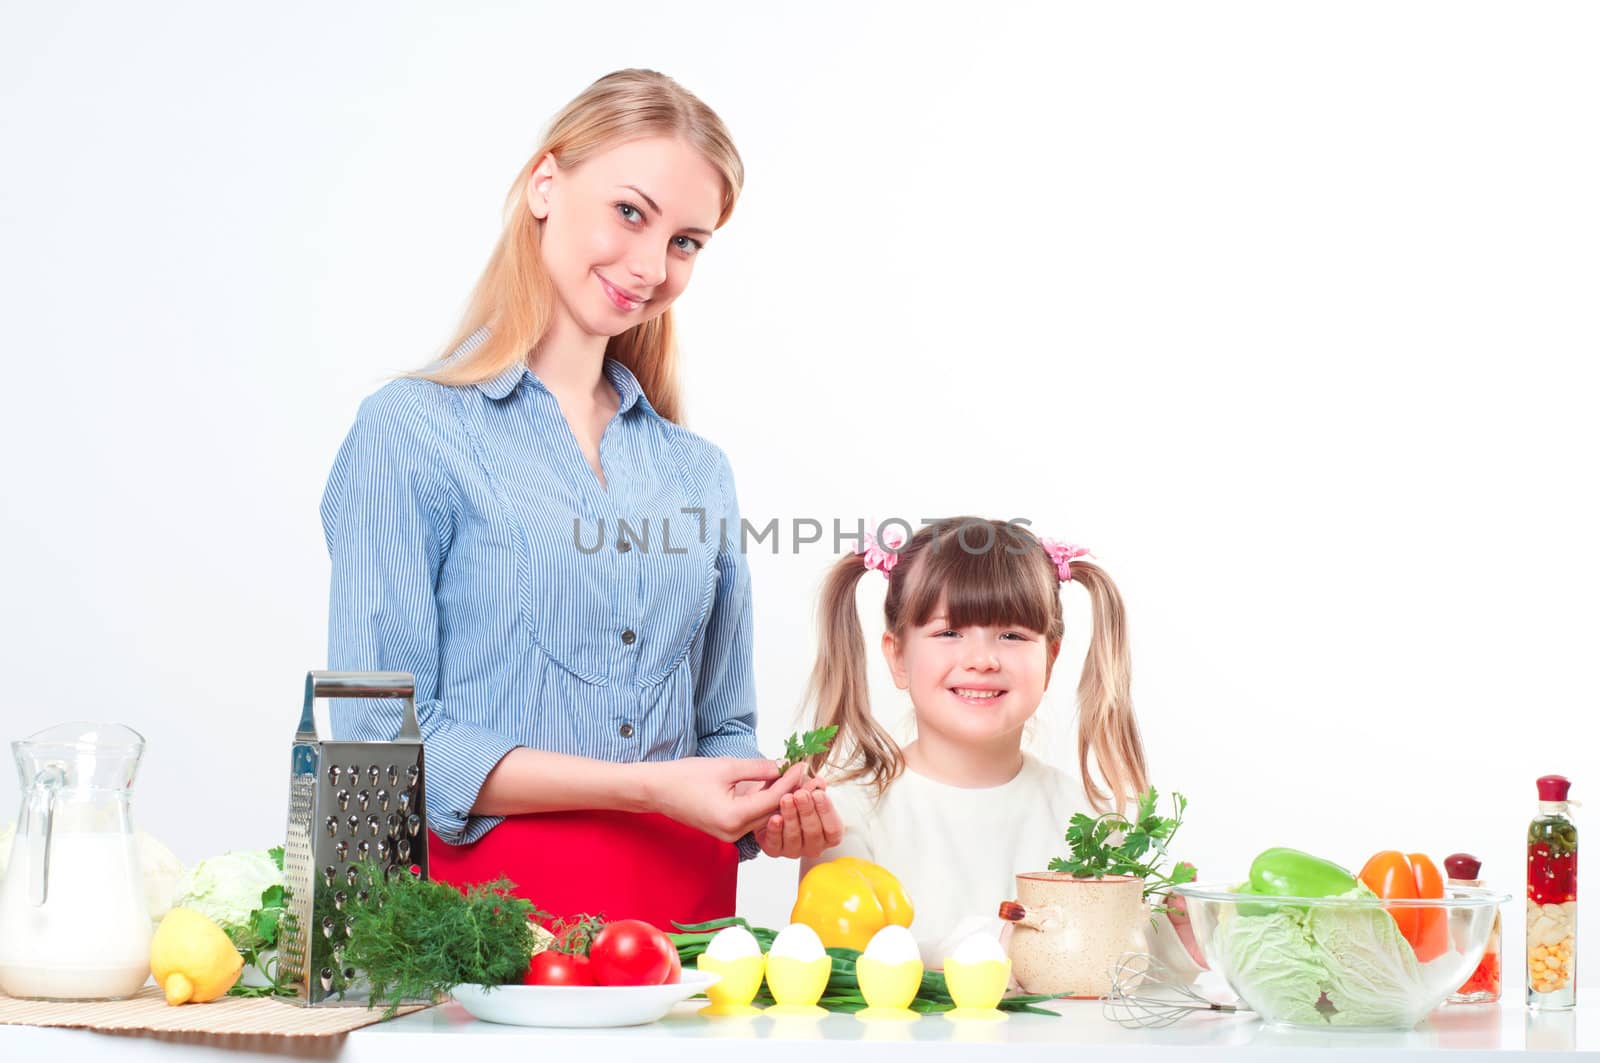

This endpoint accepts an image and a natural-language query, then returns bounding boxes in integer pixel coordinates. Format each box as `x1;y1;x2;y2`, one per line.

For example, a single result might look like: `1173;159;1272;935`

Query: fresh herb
548;913;607;956
777;726;838;774
669;917;1060;1016
227;846;296;999
341;868;548;1017
1048;786;1194;907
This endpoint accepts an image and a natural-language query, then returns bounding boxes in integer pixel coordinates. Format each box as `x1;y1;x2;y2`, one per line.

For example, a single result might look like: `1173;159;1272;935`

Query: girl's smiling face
525;135;724;341
882;601;1061;749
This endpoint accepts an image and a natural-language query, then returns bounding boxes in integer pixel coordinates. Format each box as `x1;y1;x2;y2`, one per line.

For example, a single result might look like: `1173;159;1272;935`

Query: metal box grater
279;671;431;1006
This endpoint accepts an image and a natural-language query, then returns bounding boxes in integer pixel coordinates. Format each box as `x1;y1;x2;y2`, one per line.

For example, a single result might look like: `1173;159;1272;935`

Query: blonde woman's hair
806;517;1149;813
411;68;745;424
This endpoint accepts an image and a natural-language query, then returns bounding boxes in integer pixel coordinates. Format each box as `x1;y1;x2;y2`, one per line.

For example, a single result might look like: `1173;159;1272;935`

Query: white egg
705;925;762;962
950;931;1008;966
862;924;920;964
769;922;826;962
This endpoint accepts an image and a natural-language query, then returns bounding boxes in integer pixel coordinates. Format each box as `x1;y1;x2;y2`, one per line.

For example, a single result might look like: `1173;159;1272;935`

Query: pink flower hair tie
858;528;905;578
1039;538;1091;582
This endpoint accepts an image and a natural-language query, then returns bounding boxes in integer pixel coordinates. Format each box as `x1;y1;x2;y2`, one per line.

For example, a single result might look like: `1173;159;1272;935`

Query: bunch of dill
342;867;544;1015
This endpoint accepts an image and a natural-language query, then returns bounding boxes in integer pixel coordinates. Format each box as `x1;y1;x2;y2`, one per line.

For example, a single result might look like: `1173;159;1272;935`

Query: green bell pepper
1249;848;1357;897
1237;848;1358;915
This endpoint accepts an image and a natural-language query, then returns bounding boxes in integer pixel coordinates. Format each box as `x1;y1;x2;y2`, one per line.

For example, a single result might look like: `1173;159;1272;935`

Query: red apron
427;811;738;933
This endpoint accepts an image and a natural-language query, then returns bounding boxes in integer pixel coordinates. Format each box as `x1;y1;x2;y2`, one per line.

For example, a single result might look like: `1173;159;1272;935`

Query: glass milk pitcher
0;723;153;1000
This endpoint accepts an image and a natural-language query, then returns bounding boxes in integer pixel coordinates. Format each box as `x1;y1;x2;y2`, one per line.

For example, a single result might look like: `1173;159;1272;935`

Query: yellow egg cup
941;958;1012;1016
855;955;923;1018
696;953;766;1017
764;954;831;1016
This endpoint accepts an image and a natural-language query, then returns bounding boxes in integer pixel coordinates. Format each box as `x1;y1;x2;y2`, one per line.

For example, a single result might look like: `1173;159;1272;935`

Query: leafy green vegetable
341;868;546;1017
1213;884;1428;1026
777;726;838;774
175;848;284;939
1048;786;1194;905
172;846;295;999
226;877;294;998
1210;906;1330;1024
669;917;1060;1016
1310;901;1428;1024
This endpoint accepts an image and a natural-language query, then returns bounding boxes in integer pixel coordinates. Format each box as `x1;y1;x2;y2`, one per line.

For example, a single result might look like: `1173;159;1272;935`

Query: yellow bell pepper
791;857;914;950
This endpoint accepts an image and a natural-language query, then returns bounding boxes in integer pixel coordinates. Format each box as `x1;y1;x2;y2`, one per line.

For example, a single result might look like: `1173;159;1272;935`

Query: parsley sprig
226;846;296;999
777;726;838;773
1048;786;1194;908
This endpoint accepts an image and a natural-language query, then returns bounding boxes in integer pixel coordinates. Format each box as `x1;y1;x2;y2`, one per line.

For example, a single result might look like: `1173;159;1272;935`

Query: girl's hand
644;757;808;842
754;776;844;859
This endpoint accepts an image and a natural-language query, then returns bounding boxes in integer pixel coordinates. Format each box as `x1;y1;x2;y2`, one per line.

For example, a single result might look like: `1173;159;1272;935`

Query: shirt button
620;628;637;645
617;539;632;553
619;722;635;739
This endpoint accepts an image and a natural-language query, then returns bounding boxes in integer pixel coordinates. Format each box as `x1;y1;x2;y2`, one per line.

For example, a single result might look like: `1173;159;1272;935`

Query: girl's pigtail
805;553;904;796
1070;560;1150;813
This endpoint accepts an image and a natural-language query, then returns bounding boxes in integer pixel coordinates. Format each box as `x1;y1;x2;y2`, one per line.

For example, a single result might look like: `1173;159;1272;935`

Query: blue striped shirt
320;342;762;852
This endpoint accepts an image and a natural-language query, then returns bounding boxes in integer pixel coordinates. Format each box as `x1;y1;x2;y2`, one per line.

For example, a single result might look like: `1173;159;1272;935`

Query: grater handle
299;671;420;741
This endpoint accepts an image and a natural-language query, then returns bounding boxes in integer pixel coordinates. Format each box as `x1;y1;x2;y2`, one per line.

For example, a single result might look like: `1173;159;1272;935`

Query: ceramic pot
999;872;1149;998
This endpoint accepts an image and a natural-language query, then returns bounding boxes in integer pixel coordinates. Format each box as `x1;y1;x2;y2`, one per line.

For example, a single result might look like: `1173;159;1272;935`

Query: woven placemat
0;986;428;1037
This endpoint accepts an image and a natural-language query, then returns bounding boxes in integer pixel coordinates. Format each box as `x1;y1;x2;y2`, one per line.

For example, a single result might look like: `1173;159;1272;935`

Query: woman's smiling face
882;600;1060;748
526;136;724;340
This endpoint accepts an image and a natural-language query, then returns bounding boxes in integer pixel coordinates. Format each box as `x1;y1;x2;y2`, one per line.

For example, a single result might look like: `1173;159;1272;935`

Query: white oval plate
451;969;720;1028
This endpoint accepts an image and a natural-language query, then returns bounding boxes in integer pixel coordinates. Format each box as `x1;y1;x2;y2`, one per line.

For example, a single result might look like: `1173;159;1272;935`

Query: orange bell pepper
1358;850;1447;963
1407;851;1448;964
1359;851;1420;942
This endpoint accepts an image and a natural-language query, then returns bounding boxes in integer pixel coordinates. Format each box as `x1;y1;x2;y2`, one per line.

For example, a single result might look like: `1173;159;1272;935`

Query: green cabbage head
1214;884;1429;1027
174;849;284;942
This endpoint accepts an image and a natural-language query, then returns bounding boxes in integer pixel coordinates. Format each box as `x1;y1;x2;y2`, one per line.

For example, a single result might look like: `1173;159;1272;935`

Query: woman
320;69;840;927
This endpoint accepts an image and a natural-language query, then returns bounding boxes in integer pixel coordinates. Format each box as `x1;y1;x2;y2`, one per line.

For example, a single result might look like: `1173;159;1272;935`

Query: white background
2;2;1595;986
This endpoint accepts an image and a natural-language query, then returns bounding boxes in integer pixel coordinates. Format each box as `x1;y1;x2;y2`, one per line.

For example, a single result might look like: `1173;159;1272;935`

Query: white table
2;998;1595;1061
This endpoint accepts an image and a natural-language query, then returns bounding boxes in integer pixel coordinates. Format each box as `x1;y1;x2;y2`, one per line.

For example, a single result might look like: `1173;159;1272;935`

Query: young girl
799;517;1150;967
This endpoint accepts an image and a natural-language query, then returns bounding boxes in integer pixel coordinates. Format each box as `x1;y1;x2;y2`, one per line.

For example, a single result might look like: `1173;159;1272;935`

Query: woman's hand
753;775;845;859
642;757;808;843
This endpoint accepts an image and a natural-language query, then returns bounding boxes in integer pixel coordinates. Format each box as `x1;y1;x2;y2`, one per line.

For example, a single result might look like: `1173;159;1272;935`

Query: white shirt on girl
802;752;1088;970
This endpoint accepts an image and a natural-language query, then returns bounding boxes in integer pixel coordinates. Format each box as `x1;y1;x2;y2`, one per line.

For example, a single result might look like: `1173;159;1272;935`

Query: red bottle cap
1537;775;1572;802
1443;853;1482;880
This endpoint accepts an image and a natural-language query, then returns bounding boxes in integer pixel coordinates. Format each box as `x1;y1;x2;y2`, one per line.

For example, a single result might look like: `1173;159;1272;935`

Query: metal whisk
1102;952;1251;1029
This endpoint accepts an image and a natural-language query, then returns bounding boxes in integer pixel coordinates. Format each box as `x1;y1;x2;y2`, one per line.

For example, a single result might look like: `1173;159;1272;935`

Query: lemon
150;908;244;1005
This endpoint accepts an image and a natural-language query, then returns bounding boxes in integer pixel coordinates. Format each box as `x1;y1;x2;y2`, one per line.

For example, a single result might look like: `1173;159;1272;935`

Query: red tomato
587;919;680;987
523;950;594;986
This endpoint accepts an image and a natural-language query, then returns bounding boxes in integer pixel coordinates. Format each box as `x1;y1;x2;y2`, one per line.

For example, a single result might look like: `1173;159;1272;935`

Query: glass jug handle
27;764;67;907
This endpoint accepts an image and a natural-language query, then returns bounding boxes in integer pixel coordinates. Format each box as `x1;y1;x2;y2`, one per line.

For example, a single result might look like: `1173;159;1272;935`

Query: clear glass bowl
1172;882;1511;1029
